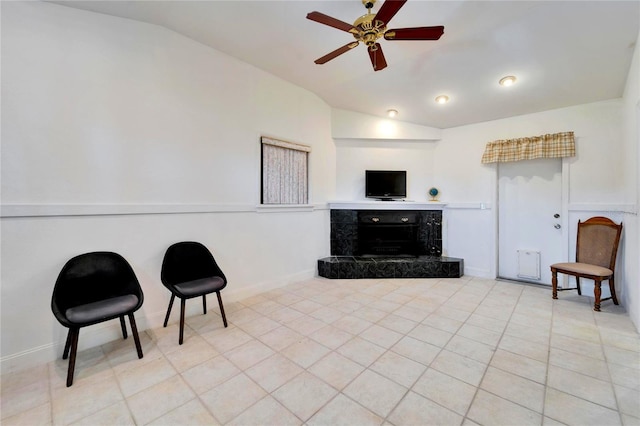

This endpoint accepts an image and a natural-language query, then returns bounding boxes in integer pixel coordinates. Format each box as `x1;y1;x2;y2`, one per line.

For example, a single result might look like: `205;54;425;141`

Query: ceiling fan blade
368;43;387;72
307;11;356;33
384;26;445;41
373;0;407;25
315;42;359;64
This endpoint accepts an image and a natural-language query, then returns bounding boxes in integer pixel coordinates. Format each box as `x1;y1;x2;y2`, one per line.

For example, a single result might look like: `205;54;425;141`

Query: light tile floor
2;276;640;425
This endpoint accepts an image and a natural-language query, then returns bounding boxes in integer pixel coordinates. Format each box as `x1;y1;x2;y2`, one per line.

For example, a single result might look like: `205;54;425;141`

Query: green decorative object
428;187;439;201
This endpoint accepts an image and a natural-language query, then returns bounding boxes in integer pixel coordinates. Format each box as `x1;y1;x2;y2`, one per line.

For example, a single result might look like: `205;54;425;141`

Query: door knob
554;213;560;218
554;223;561;229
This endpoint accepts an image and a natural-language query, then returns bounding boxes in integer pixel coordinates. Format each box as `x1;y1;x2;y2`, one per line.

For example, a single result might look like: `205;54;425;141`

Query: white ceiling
52;0;639;129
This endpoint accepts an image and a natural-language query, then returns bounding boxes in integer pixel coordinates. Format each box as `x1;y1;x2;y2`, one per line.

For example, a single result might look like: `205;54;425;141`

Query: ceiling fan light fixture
387;109;398;118
499;75;517;87
435;95;449;104
307;0;445;72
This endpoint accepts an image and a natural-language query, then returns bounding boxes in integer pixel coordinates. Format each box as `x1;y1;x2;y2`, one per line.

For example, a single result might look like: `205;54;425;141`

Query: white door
498;158;563;285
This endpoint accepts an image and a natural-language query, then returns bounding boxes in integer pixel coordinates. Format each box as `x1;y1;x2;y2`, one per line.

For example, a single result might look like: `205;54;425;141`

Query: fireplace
357;211;419;256
319;206;462;279
330;209;443;257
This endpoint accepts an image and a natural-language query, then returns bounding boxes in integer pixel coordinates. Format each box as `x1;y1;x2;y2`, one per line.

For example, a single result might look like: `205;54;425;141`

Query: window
261;136;310;204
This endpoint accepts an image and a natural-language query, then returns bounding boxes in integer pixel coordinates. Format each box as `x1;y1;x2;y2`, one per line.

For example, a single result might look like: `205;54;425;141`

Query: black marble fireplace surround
318;207;464;279
332;209;443;257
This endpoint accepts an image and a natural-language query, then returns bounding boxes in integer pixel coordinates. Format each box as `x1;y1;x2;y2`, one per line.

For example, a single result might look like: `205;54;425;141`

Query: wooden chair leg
179;298;186;345
119;316;128;339
576;277;582;295
216;291;228;328
594;280;602;311
128;314;144;359
163;294;175;327
609;277;619;305
551;270;558;299
66;328;80;387
63;328;73;360
203;295;207;315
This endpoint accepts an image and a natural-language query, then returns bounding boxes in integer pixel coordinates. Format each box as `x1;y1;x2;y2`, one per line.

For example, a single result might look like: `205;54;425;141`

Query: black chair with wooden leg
551;216;623;311
161;241;228;345
51;252;144;387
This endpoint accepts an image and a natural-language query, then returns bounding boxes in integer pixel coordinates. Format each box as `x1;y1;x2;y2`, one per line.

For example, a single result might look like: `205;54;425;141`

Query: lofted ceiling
51;0;639;129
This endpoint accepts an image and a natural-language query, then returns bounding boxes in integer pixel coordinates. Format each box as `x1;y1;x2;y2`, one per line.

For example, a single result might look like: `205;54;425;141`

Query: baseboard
0;270;316;375
0;343;60;376
463;266;493;279
224;269;316;302
0;309;170;375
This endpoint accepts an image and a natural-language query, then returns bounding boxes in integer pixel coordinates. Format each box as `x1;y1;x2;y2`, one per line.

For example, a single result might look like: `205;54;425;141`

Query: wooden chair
551;216;622;311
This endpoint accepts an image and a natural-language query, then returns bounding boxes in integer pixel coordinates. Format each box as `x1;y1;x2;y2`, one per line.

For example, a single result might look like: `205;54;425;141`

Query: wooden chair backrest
576;216;623;270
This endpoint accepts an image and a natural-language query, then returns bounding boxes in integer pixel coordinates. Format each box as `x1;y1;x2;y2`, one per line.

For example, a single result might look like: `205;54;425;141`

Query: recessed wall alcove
318;202;464;279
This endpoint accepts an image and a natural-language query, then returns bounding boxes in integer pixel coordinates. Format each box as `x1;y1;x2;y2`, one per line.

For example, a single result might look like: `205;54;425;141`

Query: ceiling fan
307;0;444;71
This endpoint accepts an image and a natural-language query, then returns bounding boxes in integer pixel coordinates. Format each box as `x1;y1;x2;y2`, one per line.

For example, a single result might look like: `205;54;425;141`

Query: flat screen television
365;170;407;200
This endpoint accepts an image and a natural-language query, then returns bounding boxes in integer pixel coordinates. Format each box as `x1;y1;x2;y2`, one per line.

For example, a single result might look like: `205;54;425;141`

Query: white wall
438;100;627;206
335;100;631;280
1;2;335;206
332;110;443;203
1;2;335;372
332;109;442;141
621;25;640;330
335;139;437;202
438;98;629;275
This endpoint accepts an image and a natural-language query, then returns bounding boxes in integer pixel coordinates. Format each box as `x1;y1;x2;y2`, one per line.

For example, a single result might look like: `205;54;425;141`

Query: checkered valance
481;131;575;164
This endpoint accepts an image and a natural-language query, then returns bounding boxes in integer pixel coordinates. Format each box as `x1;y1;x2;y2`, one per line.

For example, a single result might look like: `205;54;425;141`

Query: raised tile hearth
318;255;464;279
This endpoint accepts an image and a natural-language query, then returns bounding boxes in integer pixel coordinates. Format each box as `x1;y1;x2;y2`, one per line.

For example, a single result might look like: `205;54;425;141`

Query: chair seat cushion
174;276;225;298
66;294;139;324
551;262;612;277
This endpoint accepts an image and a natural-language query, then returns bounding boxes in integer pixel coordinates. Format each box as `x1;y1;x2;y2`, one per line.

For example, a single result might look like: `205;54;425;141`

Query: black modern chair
51;252;144;387
161;241;228;344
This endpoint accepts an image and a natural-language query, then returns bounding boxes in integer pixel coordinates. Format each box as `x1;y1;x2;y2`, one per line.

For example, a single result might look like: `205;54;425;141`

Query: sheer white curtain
261;137;310;204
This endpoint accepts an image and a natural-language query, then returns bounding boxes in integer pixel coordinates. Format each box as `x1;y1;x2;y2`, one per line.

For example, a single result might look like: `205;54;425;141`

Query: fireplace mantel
329;201;447;210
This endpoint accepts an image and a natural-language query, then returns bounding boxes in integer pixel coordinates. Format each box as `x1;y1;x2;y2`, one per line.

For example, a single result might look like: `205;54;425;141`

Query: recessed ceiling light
387;109;398;118
435;95;449;104
499;75;517;87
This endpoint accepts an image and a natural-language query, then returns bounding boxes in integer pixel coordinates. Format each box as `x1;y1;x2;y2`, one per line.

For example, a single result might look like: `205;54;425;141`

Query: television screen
365;170;407;200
